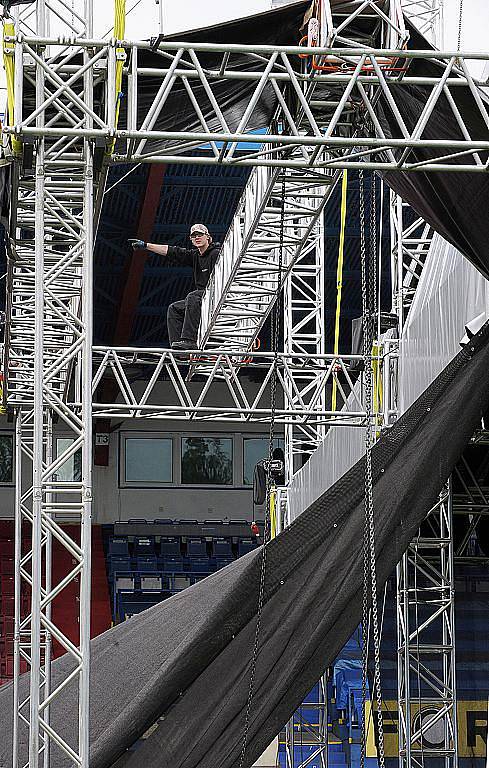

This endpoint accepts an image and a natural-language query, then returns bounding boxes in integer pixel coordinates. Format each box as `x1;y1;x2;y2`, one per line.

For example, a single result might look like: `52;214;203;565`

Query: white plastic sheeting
288;233;489;521
286;392;364;523
399;233;489;412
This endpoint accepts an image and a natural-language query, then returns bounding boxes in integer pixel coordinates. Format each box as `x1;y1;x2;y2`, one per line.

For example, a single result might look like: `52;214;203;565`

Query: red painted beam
95;165;166;465
113;163;167;344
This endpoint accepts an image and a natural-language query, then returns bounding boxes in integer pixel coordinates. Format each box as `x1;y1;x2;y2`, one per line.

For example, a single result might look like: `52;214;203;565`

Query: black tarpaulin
1;323;489;768
377;23;489;280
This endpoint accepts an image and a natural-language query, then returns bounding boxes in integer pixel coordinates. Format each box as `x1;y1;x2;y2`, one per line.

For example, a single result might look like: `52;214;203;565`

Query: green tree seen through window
181;437;232;485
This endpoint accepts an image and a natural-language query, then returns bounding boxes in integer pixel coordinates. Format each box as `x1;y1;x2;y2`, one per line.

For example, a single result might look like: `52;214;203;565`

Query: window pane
0;435;13;483
181;437;233;485
125;438;172;483
243;438;284;485
56;438;82;482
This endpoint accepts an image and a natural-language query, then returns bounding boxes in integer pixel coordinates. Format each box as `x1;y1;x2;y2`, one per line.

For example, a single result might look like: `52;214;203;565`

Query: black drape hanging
1;322;489;768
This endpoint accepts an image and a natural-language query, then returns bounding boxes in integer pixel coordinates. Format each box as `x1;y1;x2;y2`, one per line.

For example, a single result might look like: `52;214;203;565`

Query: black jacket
166;243;221;291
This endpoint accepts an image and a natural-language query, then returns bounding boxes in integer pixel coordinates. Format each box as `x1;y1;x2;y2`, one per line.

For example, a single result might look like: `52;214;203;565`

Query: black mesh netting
1;323;489;768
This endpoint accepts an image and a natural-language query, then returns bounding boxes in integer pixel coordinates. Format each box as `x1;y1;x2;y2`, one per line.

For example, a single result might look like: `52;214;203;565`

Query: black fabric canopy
377;23;489;280
1;322;489;768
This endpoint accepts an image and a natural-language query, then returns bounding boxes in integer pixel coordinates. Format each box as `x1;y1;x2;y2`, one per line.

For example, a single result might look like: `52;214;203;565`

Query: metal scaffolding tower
5;1;99;765
396;483;458;768
1;0;486;764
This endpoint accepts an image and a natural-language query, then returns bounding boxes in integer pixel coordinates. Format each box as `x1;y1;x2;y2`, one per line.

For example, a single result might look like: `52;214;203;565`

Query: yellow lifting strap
107;0;126;155
331;169;348;413
372;342;383;433
2;21;22;155
270;487;277;540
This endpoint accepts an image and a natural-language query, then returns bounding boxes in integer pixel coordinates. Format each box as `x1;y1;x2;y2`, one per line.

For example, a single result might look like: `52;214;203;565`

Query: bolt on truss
90;347;396;426
389;192;434;333
3;0;99;764
396;482;458;768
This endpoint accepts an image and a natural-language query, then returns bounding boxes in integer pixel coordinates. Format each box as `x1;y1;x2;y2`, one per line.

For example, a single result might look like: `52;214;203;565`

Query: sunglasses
190;232;207;239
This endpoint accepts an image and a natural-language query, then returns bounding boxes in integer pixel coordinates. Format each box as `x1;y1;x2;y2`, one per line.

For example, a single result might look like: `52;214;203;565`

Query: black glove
128;238;146;250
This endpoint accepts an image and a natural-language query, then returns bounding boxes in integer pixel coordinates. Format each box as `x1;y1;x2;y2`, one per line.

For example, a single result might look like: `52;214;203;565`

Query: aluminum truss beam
389;192;434;334
4;2;99;765
396;482;458;768
401;0;444;45
3;39;489;172
89;347;396;425
283;201;326;479
285;673;330;768
197;167;336;356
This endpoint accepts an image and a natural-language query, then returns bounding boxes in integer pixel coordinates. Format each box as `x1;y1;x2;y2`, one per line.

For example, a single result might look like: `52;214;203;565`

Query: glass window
125;437;172;483
181;437;233;485
56;437;82;482
0;434;13;484
243;437;284;486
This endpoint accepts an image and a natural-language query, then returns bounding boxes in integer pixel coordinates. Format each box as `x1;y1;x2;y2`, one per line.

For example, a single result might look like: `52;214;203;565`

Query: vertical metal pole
13;410;22;768
79;3;94;764
29;1;46;757
43;411;53;768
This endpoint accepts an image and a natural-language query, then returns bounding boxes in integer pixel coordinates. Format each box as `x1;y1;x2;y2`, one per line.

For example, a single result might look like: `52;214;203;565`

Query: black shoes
171;339;196;351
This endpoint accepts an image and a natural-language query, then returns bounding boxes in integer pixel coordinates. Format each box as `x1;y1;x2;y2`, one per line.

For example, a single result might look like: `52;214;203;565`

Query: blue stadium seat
189;558;213;573
128;518;148;524
140;574;164;592
215;557;234;570
136;556;158;572
238;538;257;556
187;538;207;557
115;573;135;592
134;536;155;556
153;518;174;525
108;537;129;557
162;556;184;573
204;519;223;525
159;537;181;556
169;574;191;591
229;519;248;526
212;537;232;557
108;556;131;580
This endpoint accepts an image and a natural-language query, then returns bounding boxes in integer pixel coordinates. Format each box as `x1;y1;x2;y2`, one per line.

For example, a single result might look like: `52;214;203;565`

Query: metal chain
457;0;464;52
370;174;377;319
359;169;370;768
359;169;386;768
237;170;286;768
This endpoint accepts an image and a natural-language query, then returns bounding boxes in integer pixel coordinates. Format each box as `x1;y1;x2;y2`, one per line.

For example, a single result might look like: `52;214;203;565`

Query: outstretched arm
128;239;169;256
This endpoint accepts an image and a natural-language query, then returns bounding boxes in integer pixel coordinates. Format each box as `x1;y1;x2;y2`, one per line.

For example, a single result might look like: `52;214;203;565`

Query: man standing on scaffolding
129;224;220;350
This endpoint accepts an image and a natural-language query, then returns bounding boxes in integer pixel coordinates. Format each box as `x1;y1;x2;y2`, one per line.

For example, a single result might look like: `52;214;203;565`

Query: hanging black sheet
377;23;489;281
1;322;489;768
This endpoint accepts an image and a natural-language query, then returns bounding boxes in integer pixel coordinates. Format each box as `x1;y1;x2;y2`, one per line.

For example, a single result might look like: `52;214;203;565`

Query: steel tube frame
396;482;458;768
4;36;489;172
87;347;395;426
8;2;95;765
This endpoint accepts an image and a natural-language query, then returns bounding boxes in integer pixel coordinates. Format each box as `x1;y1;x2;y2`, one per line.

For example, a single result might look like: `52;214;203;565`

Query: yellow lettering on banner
364;700;488;758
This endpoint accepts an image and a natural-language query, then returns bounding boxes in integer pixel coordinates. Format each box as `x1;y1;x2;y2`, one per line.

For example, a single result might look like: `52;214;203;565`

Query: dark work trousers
167;289;203;345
